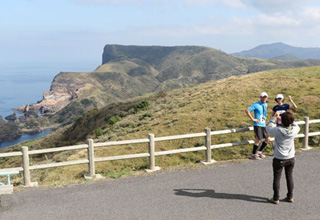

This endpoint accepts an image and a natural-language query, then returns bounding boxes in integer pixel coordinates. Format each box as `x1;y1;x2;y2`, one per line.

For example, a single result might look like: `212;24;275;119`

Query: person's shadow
174;189;267;203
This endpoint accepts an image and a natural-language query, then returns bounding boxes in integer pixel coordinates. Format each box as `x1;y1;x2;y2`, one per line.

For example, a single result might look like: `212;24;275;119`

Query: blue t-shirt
248;101;268;127
273;104;290;126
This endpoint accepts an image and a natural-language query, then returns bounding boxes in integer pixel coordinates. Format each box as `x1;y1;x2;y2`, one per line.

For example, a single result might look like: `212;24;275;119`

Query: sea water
0;61;99;149
0;128;57;150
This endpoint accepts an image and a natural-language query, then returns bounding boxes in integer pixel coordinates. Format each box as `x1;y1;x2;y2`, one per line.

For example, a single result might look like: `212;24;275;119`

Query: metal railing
0;117;319;187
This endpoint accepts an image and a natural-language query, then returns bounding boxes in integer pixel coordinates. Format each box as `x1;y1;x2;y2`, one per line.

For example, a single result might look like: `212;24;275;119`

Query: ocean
0;61;99;149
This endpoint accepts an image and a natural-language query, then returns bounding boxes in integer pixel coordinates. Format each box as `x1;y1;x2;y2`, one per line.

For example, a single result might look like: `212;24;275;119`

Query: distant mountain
232;42;320;59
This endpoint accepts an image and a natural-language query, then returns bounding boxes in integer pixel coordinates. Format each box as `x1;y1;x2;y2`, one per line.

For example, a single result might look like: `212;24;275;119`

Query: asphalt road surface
1;149;319;220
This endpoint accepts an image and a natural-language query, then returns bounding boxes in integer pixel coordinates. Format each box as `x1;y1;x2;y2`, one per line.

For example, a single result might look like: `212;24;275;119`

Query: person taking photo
266;111;300;204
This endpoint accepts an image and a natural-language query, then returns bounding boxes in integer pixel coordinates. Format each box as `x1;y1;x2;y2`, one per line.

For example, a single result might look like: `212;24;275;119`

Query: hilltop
232;42;320;60
3;66;320;186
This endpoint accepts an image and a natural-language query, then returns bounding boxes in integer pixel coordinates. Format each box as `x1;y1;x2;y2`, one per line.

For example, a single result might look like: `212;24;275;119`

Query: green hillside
59;66;320;145
46;45;320;126
2;66;320;186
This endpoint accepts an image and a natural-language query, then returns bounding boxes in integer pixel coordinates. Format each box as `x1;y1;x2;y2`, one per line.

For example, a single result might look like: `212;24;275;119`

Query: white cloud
179;0;220;7
71;0;146;6
72;0;317;12
223;0;247;9
72;0;134;3
60;1;320;51
123;2;320;48
241;0;316;14
3;0;320;63
302;6;320;19
71;0;220;7
255;14;300;26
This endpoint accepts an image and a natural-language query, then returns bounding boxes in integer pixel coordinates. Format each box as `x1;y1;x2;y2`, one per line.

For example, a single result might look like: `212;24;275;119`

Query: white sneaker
257;151;266;158
250;154;261;160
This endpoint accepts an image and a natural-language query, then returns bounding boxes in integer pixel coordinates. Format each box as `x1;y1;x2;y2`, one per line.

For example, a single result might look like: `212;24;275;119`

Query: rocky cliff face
17;72;89;115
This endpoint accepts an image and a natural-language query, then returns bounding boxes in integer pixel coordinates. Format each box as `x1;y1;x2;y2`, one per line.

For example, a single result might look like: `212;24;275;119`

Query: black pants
272;157;295;201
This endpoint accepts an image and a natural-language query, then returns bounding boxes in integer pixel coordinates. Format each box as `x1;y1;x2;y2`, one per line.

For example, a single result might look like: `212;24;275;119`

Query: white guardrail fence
0;117;319;187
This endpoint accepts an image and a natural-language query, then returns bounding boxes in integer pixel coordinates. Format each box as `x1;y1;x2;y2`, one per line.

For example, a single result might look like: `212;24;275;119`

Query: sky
1;0;320;70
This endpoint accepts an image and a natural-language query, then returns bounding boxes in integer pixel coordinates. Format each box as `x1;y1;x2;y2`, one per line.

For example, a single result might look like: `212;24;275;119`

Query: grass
2;66;320;187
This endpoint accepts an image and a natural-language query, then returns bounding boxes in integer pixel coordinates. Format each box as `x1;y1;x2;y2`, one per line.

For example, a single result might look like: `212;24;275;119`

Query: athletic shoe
286;197;294;203
257;151;266;158
268;198;279;205
250;154;261;160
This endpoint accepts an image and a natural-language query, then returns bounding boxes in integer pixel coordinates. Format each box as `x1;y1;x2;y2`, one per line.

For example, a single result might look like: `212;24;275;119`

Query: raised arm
288;95;297;109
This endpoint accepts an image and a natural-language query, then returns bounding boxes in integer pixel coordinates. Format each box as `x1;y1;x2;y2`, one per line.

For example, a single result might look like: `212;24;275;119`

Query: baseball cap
276;94;284;99
260;92;268;97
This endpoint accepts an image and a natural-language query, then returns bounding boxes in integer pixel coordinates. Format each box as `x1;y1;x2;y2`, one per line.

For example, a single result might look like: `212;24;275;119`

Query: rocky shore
14;72;83;117
0;116;22;143
0;111;56;144
0;71;91;145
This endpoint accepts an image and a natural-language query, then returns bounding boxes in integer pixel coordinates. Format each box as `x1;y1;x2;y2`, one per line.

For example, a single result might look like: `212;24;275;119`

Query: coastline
0;61;98;150
0;126;58;150
20;126;58;135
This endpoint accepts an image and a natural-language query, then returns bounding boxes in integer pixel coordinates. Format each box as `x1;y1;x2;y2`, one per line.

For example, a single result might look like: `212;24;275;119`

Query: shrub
140;113;151;120
241;133;253;141
226;121;238;128
134;101;150;113
93;128;104;137
108;116;122;125
80;98;91;107
117;118;136;128
156;91;167;98
240;122;251;128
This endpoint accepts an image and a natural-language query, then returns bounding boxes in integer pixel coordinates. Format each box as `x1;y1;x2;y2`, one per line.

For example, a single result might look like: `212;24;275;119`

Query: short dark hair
281;111;294;127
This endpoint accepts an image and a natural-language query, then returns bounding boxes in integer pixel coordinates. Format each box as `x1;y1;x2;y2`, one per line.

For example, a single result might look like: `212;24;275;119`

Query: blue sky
1;0;320;69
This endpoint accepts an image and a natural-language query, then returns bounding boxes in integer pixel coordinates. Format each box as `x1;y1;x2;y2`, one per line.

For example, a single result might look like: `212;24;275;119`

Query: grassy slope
81;66;320;141
2;66;320;186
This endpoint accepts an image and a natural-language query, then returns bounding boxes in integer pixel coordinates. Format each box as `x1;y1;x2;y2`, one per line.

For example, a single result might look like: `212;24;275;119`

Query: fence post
146;134;160;172
202;128;216;165
302;117;312;150
84;139;101;179
88;139;95;177
22;146;31;187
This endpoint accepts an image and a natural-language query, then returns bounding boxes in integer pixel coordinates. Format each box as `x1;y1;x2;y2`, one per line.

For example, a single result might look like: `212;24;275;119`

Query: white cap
260;92;268;97
276;94;284;99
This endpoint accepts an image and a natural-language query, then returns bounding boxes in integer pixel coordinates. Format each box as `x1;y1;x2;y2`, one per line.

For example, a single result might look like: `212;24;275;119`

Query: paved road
1;149;320;220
